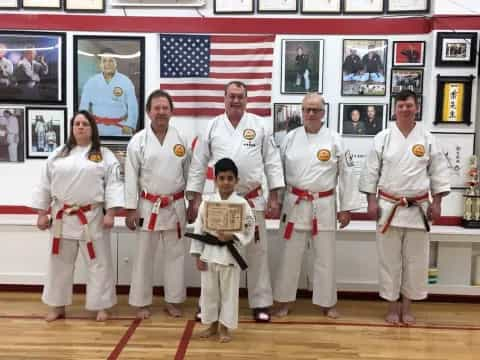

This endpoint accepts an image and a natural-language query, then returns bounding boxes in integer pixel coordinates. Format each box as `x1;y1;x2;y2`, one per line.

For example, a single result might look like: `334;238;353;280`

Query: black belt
185;232;248;270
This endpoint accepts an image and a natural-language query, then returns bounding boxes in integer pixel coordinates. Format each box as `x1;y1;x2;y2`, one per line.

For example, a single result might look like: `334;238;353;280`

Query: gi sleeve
427;134;451;196
124;134;142;209
186;119;214;194
103;148;125;210
336;135;360;211
359;132;385;194
262;129;285;190
79;79;93;112
190;201;206;255
33;59;48;76
232;202;255;247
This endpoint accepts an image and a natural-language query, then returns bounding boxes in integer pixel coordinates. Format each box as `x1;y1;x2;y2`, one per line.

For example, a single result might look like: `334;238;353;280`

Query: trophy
462;155;480;228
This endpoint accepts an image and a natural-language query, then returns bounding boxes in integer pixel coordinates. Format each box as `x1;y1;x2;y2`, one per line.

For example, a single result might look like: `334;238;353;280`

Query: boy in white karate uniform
190;158;255;342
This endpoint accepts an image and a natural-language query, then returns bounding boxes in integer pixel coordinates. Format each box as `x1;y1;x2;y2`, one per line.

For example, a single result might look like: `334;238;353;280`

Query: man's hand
196;257;207;271
125;209;139;230
266;189;281;219
103;209;115;229
337;211;351;229
37;213;50;230
367;194;380;220
187;193;202;223
427;195;443;223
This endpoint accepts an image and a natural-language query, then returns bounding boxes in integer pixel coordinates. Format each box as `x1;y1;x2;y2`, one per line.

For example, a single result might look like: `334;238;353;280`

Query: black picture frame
0;31;66;105
74;35;145;141
25;106;67;159
392;41;426;67
390;68;423;95
65;0;105;12
257;0;298;13
0;0;20;9
214;0;254;14
343;0;384;14
0;106;25;163
301;0;341;14
22;0;62;10
386;0;430;14
339;103;387;137
342;39;388;96
389;95;423;122
434;75;474;125
435;32;478;67
281;39;324;94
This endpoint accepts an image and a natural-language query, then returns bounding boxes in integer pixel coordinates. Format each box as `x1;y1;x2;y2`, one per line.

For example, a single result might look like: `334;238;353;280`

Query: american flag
160;34;274;117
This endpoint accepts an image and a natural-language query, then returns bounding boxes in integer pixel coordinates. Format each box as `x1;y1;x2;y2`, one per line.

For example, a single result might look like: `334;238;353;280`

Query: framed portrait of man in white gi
74;35;145;141
0;31;66;104
281;39;324;94
0;106;25;163
26;107;66;159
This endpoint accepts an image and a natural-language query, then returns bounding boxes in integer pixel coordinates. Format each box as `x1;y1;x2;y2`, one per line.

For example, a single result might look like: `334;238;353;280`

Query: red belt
94;116;124;128
284;187;334;240
52;203;96;259
378;190;430;234
141;190;184;237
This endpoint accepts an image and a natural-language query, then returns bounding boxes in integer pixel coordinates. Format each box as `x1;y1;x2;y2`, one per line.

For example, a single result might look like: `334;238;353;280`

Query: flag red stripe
172;96;270;102
161;83;271;91
173;108;271;117
209;72;272;79
210;48;273;55
211;35;275;43
210;60;273;67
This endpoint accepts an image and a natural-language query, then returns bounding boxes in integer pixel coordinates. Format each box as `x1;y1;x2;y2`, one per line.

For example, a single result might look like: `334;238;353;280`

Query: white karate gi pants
7;134;17;162
274;229;337;308
129;229;186;307
377;226;429;301
200;263;240;330
42;235;117;311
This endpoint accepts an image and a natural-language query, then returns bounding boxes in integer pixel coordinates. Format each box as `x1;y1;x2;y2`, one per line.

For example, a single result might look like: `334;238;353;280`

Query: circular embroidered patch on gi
173;144;186;157
317;149;331;161
243;129;256;140
412;144;425;157
88;153;103;162
113;87;123;97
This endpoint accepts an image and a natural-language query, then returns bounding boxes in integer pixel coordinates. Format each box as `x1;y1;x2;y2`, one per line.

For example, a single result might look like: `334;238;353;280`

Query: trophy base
462;219;480;228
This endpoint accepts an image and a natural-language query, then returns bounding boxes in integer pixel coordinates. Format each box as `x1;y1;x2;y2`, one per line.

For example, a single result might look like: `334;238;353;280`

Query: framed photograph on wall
339;103;387;136
436;32;478;67
0;106;24;163
0;0;20;9
342;39;387;96
0;31;66;104
343;0;383;14
281;39;324;94
103;142;127;181
214;0;253;14
390;95;422;122
65;0;105;12
391;68;423;94
387;0;429;13
273;102;329;145
22;0;62;9
434;75;473;125
257;0;298;13
301;0;341;14
74;35;145;141
392;41;425;67
432;132;475;188
26;107;66;159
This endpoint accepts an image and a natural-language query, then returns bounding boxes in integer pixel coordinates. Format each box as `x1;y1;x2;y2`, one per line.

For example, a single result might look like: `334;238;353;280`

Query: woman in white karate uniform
32;110;124;322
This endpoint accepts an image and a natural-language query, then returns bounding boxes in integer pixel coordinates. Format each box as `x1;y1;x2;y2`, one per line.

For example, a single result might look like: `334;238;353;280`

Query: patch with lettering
243;129;256;141
113;87;123;97
345;150;354;167
412;144;425;157
173;144;186;157
317;149;331;161
88;153;103;162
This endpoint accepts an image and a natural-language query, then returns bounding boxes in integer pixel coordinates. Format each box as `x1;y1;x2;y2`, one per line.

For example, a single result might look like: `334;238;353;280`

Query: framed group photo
213;0;254;14
390;95;422;122
434;75;473;125
0;31;66;104
392;41;425;67
343;0;384;14
273;102;329;145
342;39;387;96
65;0;106;12
391;68;423;94
387;0;430;13
281;39;324;94
26;107;66;159
301;0;341;14
436;32;478;67
22;0;61;9
339;103;387;136
0;106;25;163
257;0;298;13
74;35;145;141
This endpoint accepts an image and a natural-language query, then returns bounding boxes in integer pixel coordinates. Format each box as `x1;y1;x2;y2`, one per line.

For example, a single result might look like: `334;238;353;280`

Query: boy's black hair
214;158;238;178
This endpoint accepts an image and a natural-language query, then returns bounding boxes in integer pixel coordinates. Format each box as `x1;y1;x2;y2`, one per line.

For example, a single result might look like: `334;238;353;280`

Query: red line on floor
107;318;142;360
175;320;196;360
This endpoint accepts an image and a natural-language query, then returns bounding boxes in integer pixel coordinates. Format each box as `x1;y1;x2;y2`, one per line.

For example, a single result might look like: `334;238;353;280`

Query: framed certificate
387;0;429;13
343;0;383;14
436;32;478;67
22;0;62;9
434;76;474;125
205;201;245;232
0;0;19;9
301;0;340;14
65;0;105;12
257;0;298;13
214;0;254;14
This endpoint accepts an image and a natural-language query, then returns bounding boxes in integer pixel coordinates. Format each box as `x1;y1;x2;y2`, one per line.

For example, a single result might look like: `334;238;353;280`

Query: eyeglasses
302;108;325;114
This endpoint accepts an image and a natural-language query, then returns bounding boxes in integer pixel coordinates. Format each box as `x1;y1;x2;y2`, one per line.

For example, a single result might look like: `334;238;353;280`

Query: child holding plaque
190;158;255;342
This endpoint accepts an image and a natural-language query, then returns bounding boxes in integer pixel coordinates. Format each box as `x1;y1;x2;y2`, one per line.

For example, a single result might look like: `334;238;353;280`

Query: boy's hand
217;231;234;242
196;258;208;271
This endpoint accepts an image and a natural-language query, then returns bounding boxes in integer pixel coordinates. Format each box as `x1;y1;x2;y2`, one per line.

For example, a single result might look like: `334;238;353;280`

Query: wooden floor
0;293;479;360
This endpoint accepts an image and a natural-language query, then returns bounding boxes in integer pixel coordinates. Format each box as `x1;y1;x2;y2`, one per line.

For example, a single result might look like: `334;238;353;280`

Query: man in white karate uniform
187;81;284;322
273;93;358;318
125;89;190;319
359;90;450;325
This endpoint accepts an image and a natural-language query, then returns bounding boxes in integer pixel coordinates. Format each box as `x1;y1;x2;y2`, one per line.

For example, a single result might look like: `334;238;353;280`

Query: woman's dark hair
60;110;101;158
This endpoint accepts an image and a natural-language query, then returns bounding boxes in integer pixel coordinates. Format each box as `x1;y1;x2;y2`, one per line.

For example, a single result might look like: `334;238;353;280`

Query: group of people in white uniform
31;81;450;342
